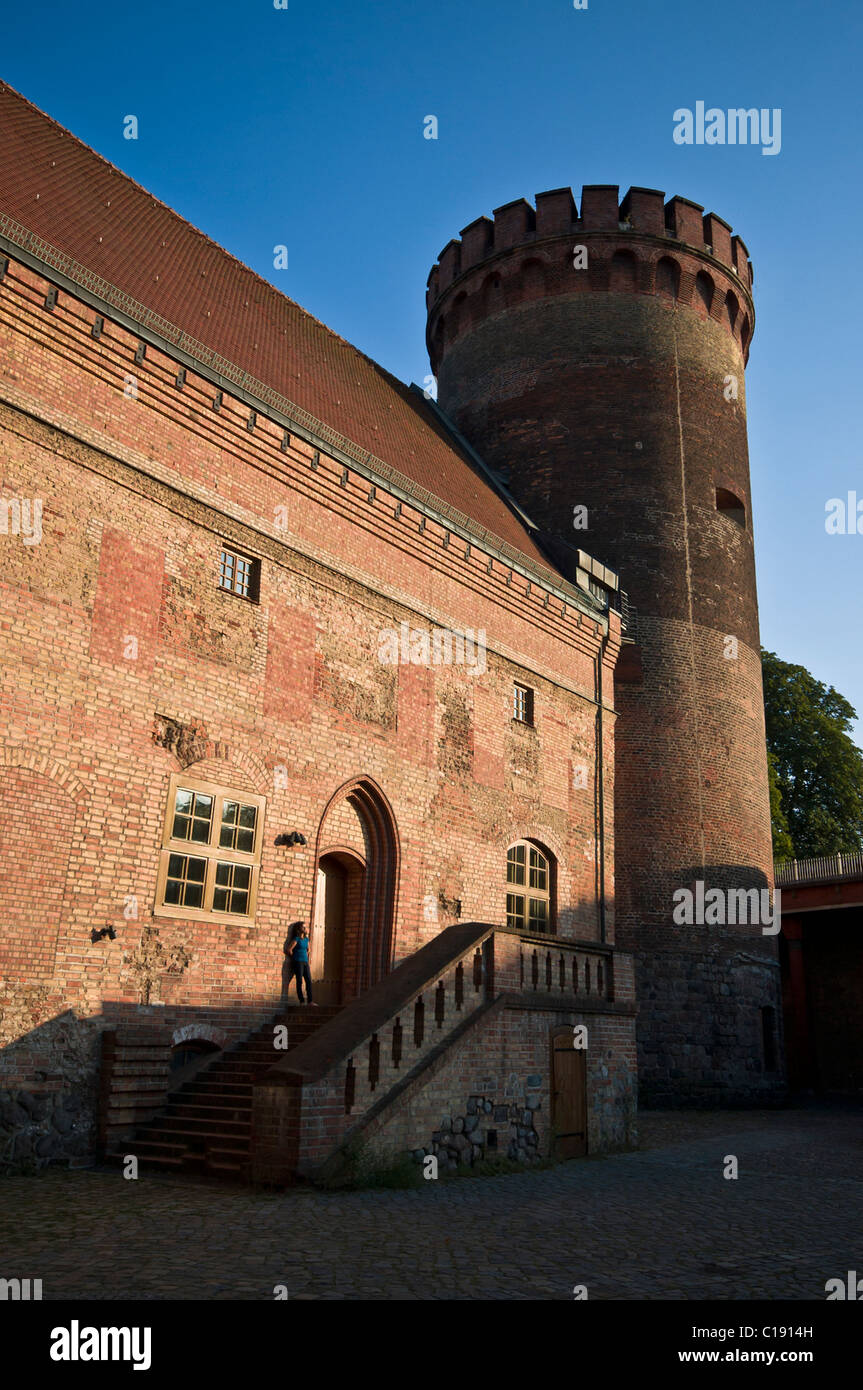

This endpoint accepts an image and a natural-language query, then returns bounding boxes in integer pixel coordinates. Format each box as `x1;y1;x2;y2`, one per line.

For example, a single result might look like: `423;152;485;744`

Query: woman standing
288;923;314;1005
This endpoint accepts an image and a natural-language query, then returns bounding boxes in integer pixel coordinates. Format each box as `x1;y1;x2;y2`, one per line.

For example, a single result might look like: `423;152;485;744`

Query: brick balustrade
251;924;626;1183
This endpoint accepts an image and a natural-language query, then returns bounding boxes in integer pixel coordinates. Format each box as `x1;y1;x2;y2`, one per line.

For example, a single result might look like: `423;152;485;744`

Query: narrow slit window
715;487;746;528
512;682;534;725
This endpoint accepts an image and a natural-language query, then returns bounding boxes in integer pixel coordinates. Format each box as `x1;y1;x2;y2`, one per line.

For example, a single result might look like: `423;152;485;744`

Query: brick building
0;83;777;1180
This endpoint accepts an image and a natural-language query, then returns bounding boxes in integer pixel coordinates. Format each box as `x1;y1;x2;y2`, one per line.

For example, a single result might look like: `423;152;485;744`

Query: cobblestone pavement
1;1107;860;1300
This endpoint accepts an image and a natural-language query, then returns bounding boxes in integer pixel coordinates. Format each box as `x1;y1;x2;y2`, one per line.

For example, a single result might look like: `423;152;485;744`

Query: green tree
761;650;863;859
767;748;795;861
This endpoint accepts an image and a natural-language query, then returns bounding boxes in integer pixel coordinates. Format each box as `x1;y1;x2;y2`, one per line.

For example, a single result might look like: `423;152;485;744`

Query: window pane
507;844;526;885
174;790;213;843
219;801;257;851
506;893;525;930
529;898;549;931
213;862;251;915
529;847;548;890
165;854;207;908
219;802;238;848
219;552;234;589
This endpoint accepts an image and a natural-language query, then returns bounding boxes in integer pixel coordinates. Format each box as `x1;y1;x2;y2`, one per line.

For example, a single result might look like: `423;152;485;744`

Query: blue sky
4;0;862;739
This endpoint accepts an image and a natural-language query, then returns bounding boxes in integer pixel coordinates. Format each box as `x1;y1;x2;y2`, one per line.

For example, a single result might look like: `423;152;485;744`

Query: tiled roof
0;81;553;570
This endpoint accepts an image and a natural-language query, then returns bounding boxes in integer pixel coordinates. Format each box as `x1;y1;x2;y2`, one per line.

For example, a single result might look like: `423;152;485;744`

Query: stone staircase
107;1005;341;1180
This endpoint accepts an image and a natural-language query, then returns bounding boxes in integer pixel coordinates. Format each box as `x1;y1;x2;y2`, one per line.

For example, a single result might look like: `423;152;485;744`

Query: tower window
715;487;746;528
512;683;534;725
506;841;553;933
219;547;260;601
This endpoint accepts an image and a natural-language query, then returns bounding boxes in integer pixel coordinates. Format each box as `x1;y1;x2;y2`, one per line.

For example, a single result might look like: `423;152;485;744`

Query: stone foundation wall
635;946;786;1107
355;1001;637;1171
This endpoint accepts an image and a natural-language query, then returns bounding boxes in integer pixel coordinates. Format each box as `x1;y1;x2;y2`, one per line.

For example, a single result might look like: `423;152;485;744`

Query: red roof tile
0;82;553;570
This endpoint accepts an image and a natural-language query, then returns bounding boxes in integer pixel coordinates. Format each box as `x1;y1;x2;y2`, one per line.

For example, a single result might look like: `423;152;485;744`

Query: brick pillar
782;915;814;1090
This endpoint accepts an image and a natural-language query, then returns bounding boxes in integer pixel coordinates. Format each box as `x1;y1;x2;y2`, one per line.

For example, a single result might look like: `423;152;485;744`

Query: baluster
344;1059;356;1114
455;961;464;1010
391;1018;402;1069
414;996;425;1047
435;980;446;1027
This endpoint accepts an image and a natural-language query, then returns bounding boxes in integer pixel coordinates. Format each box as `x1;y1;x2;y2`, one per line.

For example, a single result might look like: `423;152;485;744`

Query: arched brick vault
0;749;88;990
1;745;89;802
156;734;270;794
312;778;400;996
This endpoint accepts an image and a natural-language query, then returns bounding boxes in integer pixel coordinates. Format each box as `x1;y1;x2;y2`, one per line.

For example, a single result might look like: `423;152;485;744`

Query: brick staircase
107;1005;341;1180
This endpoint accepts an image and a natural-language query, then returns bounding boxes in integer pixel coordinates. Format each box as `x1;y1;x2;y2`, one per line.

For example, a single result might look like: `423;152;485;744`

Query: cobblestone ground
0;1107;859;1300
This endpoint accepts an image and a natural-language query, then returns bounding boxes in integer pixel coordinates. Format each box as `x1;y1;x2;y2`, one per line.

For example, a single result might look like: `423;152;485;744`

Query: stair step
167;1102;252;1120
183;1079;252;1094
147;1124;250;1144
109;1002;343;1184
156;1115;250;1135
124;1139;186;1158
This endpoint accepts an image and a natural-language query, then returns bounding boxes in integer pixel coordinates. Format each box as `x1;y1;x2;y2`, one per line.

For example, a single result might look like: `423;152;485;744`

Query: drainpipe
596;628;609;944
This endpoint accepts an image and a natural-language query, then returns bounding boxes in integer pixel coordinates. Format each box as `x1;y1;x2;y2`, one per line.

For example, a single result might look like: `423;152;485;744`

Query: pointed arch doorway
311;778;399;1003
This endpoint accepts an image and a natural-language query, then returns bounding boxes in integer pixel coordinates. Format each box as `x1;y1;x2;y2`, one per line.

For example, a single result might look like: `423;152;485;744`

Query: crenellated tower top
426;184;755;371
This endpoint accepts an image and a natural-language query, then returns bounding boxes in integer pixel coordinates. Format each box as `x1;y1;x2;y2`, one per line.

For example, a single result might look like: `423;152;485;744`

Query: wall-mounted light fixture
274;831;307;847
91;926;117;943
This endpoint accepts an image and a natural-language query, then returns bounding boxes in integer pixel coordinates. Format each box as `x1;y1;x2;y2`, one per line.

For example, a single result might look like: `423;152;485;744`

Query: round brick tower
426;184;784;1105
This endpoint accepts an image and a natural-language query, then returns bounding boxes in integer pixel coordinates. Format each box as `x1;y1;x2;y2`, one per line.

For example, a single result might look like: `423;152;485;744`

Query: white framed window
155;775;265;922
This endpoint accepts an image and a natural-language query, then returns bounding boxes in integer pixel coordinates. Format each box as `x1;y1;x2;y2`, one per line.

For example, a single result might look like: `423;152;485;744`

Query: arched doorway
311;851;364;1005
312;778;399;1001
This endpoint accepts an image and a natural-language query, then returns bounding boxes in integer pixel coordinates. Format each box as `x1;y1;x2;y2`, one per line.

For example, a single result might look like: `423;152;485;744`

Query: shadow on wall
0;993;295;1173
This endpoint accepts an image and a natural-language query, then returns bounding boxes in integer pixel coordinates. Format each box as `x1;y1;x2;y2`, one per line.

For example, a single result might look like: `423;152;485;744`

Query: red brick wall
0;252;619;1146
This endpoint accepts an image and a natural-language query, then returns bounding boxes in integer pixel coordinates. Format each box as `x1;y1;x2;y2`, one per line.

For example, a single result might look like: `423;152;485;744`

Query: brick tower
426;184;784;1104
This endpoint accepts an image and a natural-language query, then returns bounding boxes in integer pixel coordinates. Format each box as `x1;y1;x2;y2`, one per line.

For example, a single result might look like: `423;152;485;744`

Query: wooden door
311;858;346;1005
551;1031;588;1158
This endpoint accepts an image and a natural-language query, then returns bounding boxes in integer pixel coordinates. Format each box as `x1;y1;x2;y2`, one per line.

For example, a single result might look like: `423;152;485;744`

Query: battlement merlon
426;183;754;301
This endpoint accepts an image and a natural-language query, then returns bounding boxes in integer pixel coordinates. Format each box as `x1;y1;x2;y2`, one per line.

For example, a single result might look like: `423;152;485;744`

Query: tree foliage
761;650;863;859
